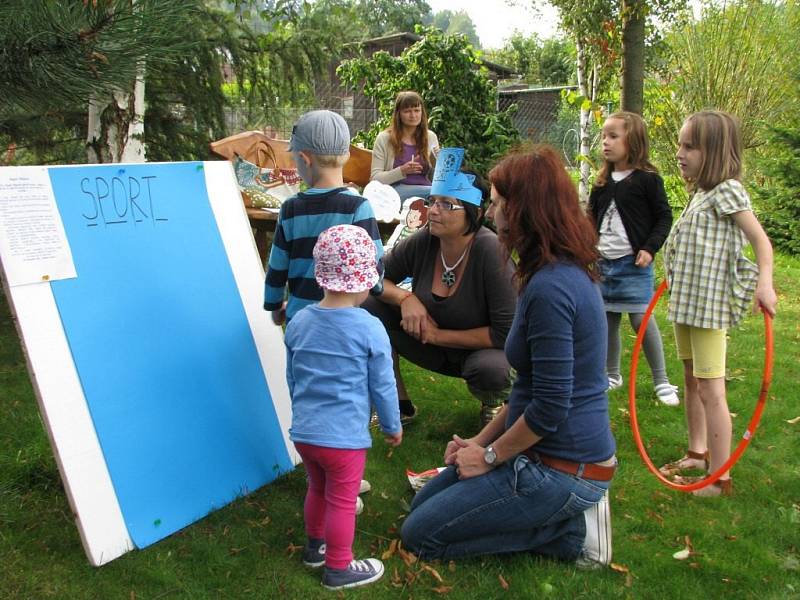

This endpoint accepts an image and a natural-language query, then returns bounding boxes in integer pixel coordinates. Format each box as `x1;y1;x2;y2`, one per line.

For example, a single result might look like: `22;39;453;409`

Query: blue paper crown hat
429;147;483;206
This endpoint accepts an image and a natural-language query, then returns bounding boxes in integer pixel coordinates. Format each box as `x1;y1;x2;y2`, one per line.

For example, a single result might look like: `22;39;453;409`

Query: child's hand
384;429;403;447
271;302;287;326
635;249;653;267
754;283;778;317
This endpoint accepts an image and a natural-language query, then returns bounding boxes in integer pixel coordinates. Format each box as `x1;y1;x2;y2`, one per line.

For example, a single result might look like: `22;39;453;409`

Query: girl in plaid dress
660;111;777;497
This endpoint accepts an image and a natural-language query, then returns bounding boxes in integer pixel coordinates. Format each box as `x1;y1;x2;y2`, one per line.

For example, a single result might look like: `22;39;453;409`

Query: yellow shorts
673;324;727;379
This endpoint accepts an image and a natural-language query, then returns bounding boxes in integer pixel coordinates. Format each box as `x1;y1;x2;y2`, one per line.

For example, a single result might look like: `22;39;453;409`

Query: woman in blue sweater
401;146;616;568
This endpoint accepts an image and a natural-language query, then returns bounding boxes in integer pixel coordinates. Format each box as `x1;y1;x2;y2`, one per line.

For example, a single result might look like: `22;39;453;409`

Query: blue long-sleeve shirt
263;187;384;321
285;305;401;449
505;262;616;463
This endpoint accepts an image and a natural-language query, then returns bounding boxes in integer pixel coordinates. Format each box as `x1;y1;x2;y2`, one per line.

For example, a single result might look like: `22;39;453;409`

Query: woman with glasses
370;91;439;201
400;146;615;570
362;148;516;426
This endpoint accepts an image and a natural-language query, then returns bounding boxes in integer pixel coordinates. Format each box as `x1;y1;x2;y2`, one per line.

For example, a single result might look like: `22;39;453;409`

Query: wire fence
223;83;580;156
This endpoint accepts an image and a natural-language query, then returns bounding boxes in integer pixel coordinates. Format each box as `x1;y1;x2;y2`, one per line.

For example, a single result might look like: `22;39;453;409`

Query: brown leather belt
522;449;616;481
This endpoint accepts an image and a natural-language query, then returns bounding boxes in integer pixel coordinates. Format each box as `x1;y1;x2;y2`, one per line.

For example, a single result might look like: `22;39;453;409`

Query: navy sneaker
302;540;326;568
322;558;384;590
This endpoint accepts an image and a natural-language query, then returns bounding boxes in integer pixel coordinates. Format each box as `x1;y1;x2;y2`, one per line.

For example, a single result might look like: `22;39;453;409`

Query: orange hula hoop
628;280;774;492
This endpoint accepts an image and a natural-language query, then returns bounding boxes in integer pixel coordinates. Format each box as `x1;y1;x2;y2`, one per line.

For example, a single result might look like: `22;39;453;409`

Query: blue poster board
46;163;292;548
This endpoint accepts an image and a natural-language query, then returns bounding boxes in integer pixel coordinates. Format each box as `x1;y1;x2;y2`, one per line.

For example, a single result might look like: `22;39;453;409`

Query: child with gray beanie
264;110;384;325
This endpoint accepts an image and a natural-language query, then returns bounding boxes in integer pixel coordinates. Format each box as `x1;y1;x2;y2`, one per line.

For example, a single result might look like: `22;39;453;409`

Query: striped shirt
663;179;758;329
263;187;384;321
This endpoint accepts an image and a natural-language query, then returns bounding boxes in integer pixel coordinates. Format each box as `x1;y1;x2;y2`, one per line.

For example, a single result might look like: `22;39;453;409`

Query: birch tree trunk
86;65;146;164
575;39;592;205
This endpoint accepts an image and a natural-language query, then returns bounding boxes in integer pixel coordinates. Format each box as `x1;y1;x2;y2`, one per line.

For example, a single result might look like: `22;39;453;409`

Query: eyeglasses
424;199;465;212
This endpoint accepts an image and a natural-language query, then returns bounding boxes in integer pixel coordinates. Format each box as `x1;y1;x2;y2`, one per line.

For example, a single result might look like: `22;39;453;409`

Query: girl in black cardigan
589;111;679;406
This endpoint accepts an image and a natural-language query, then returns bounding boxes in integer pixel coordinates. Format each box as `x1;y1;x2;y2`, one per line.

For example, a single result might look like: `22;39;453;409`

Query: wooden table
246;208;399;265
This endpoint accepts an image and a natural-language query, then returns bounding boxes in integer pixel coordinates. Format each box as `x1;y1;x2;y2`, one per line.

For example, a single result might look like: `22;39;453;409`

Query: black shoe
399;399;417;424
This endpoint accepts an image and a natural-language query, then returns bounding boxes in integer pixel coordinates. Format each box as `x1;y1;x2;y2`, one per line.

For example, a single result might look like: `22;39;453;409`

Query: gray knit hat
287;110;350;155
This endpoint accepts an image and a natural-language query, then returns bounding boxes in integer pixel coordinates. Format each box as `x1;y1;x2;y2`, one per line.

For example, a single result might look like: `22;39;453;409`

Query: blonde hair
682;110;742;191
594;111;657;188
388;91;431;166
310;152;350;168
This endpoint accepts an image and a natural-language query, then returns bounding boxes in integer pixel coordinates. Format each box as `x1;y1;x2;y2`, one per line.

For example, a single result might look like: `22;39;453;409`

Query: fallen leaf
498;574;510;590
610;563;630;573
382;539;399;560
381;492;389;499
398;548;418;566
786;416;800;424
432;586;453;594
285;543;302;556
423;564;444;583
673;549;691;560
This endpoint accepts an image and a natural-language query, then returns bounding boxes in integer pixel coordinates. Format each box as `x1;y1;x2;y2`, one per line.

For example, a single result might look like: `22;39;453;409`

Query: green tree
646;0;798;194
1;1;200;163
337;26;519;174
434;10;481;48
756;109;800;255
487;34;574;85
0;0;350;164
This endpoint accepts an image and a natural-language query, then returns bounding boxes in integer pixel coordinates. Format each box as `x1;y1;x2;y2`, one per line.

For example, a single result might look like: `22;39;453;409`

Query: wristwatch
483;445;498;466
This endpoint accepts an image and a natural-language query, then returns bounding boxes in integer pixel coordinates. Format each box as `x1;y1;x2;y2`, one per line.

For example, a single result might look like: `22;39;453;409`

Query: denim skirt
598;255;655;313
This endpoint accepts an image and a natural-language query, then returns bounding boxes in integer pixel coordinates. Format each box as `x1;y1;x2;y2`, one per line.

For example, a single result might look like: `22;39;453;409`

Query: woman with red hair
401;146;616;568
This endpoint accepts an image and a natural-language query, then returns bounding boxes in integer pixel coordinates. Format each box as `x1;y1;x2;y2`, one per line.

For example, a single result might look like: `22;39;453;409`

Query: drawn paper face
405;198;428;229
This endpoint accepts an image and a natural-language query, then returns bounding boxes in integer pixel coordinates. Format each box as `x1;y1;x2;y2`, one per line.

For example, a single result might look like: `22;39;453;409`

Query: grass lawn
1;253;799;599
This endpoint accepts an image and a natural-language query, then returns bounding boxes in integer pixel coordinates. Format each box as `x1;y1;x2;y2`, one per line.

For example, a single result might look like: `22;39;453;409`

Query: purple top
393;142;431;186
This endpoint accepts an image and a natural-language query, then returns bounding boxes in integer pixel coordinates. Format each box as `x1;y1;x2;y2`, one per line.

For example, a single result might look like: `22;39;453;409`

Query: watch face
484;446;497;465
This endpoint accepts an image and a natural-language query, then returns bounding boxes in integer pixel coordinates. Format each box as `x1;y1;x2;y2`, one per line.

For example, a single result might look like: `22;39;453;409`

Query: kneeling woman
362;148;516;425
400;146;617;567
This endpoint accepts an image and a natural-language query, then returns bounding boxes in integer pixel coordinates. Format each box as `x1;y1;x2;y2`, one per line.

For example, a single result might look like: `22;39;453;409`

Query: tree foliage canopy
337;26;519;174
486;34;575;86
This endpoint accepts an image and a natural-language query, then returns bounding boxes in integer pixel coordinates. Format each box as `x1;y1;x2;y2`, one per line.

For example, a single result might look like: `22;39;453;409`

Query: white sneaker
359;479;371;494
355;496;364;515
654;383;680;407
576;490;612;569
607;374;623;391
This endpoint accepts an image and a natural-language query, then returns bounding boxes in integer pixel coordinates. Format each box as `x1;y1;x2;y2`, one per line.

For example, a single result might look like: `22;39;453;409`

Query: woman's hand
452;437;492;480
400;294;435;340
444;434;470;465
400;155;423;176
420;316;440;345
634;249;653;267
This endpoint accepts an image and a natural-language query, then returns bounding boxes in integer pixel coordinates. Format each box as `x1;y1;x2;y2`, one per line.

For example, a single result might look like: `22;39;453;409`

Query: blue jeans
392;183;431;201
400;455;609;562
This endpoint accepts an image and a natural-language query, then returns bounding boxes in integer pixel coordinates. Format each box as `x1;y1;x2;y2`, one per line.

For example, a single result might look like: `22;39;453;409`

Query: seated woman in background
370;91;439;201
400;146;616;569
362;148;516;426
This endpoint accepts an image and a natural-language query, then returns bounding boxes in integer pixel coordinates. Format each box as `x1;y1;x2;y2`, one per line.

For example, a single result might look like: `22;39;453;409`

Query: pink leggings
294;442;367;569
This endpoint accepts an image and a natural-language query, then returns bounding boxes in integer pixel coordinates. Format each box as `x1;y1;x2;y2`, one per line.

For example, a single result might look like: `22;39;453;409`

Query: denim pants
392;183;431;201
400;455;609;562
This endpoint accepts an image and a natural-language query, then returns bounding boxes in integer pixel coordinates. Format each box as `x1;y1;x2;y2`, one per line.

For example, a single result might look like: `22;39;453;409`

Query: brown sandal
692;477;733;497
659;450;709;476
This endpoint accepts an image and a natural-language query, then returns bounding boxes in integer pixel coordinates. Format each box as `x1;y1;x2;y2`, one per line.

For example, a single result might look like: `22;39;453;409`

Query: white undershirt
597;169;634;260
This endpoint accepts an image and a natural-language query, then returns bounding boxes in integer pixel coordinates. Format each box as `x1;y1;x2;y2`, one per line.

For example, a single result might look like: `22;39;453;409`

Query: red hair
489;145;599;289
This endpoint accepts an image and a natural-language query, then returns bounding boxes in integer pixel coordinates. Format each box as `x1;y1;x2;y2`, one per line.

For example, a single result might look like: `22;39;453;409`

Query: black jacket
588;169;673;256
